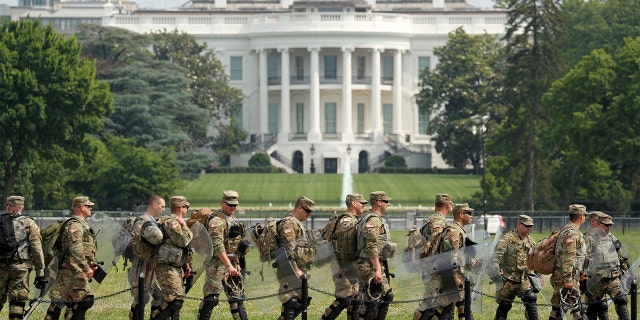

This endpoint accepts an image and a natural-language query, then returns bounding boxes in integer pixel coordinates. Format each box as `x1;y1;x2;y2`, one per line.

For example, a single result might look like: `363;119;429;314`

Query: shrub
248;152;272;167
384;155;407;168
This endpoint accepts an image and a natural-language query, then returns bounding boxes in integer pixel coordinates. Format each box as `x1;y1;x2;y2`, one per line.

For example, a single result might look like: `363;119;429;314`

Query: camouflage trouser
276;266;307;304
550;276;581;320
415;272;463;313
584;276;622;302
0;264;30;318
128;257;162;307
50;267;92;304
155;264;184;304
495;278;532;303
354;259;391;303
331;260;359;299
202;259;244;299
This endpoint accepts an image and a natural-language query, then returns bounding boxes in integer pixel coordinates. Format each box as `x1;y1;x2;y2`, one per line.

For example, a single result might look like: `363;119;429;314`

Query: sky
1;0;495;10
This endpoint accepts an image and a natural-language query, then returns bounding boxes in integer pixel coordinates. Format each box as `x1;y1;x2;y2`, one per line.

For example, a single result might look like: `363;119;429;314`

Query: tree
211;118;248;166
0;19;113;200
249;153;272;167
416;27;505;169
488;0;565;211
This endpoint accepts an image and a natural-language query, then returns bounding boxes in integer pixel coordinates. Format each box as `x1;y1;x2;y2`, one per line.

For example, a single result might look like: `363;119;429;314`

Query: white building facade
13;0;507;173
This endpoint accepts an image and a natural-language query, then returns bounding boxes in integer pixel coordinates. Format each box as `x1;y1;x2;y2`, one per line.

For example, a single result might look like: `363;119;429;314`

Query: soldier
151;196;194;320
443;203;475;320
128;195;165;320
0;196;45;320
549;204;587;320
321;193;368;320
414;194;454;320
276;195;317;320
355;191;396;320
492;214;540;320
583;212;630;320
45;196;99;320
198;190;249;320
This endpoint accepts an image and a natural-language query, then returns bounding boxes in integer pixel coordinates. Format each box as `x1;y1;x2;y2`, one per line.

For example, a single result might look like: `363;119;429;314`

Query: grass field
178;173;481;208
7;229;638;320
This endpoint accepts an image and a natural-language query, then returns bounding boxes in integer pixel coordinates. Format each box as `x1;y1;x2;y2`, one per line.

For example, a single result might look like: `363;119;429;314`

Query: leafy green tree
211;118;248;166
0;19;113;200
416;27;505;169
248;153;272;167
384;155;407;168
488;0;565;211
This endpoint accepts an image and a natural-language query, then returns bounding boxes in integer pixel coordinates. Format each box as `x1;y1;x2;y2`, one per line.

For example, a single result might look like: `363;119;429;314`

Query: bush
248;152;272;167
384;155;407;168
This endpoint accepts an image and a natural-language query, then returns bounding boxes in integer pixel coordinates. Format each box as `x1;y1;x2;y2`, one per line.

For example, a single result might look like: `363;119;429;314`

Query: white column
279;47;290;142
393;49;403;135
342;46;354;142
308;47;321;141
371;48;382;140
259;49;269;136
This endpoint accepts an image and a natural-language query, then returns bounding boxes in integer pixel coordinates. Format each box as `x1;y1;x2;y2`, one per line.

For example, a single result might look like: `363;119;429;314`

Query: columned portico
278;47;290;141
342;46;354;142
308;47;321;141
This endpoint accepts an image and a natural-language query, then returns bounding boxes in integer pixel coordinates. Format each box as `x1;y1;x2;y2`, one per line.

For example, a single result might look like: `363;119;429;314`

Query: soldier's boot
347;299;360;320
359;301;379;319
149;306;160;320
293;297;312;318
151;299;183;320
321;297;351;320
129;304;138;320
586;301;598;320
613;294;630;320
229;298;248;320
8;300;25;320
376;288;394;320
548;306;561;320
44;303;63;320
456;300;474;320
66;295;95;320
522;290;538;320
197;294;219;320
279;298;298;320
495;300;512;320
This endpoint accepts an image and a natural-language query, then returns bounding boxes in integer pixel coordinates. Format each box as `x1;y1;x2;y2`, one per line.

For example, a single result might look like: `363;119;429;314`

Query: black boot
347;299;361;320
322;297;351;320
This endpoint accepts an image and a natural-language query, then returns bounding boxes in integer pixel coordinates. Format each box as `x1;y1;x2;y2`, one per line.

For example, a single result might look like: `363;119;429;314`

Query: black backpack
0;213;19;261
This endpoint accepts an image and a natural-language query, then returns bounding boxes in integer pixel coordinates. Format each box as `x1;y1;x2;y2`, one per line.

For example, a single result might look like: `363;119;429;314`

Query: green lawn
10;229;638;320
178;173;481;208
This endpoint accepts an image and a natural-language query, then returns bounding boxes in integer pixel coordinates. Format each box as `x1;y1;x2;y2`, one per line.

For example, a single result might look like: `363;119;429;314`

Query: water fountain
340;152;353;207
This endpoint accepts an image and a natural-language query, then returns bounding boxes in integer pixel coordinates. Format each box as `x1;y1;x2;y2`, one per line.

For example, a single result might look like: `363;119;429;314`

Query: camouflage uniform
0;196;45;320
152;196;194;320
355;192;396;320
492;215;538;320
583;212;629;320
549;204;587;320
276;214;315;303
128;212;164;319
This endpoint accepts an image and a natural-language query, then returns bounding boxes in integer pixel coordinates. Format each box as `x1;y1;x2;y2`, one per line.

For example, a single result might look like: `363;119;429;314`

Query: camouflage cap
170;196;190;208
369;191;391;202
518;214;534;226
297;195;316;212
6;195;25;206
72;196;94;208
592;211;614;225
222;190;239;205
568;204;587;216
346;193;368;204
453;203;474;214
435;194;452;204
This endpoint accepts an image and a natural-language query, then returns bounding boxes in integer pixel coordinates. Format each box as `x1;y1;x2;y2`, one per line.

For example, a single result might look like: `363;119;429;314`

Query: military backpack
526;226;570;275
41;217;77;266
327;213;359;261
251;219;281;262
0;213;19;261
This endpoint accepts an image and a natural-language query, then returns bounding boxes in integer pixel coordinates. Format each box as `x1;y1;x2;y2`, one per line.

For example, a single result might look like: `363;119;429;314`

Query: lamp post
472;115;489;231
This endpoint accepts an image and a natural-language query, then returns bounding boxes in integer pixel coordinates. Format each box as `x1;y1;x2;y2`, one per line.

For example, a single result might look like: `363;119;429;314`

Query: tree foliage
0;19;113;200
416;28;505;169
211;118;248;166
248;153;272;167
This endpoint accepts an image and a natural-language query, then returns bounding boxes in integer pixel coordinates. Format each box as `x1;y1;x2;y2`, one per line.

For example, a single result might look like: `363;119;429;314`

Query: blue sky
1;0;495;9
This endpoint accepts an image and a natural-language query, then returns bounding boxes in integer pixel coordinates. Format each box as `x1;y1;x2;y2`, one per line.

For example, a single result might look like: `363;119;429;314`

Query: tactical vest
586;231;620;278
156;216;191;267
13;215;34;262
281;216;316;267
419;213;447;258
209;211;245;257
357;213;395;260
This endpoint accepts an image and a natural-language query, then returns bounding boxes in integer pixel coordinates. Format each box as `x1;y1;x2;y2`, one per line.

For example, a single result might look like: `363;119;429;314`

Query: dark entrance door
324;158;337;173
358;151;369;173
292;151;303;173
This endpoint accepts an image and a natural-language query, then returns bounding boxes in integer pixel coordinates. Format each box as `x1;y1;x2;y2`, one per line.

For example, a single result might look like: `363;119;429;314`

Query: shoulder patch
566;238;574;243
284;228;292;234
171;221;180;229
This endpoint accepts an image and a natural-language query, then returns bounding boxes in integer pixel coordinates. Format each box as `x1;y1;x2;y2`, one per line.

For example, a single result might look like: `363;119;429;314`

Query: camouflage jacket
357;211;394;260
419;212;447;258
156;214;194;267
552;223;586;284
6;214;46;276
584;227;620;278
207;210;245;258
493;229;536;282
60;216;97;274
133;213;163;246
277;214;315;271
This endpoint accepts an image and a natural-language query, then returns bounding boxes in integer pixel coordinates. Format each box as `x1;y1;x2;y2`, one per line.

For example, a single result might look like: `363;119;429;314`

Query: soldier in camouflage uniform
45;196;99;320
414;194;453;320
0;196;46;320
549;204;587;320
198;190;249;320
151;196;194;320
492;215;540;320
128;195;165;320
276;195;317;320
583;212;630;320
355;191;396;320
321;193;368;320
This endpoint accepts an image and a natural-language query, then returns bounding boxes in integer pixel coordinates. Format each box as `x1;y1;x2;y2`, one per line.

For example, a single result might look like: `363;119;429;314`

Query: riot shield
186;221;214;293
619;242;639;294
87;212;124;290
24;257;58;320
584;227;620;297
274;246;302;292
470;227;504;314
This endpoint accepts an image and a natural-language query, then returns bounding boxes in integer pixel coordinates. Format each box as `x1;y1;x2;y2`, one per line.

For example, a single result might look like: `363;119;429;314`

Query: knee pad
496;300;512;314
284;298;299;309
523;290;537;303
170;299;184;313
613;294;627;306
597;299;609;311
382;289;394;303
79;296;95;310
202;294;220;309
337;297;352;308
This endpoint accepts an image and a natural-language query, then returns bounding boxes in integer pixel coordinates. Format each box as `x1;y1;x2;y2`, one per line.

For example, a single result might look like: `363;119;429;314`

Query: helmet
222;272;244;299
366;277;383;301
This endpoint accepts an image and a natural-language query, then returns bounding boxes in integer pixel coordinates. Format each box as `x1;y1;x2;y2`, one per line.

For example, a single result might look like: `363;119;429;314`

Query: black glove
34;276;47;290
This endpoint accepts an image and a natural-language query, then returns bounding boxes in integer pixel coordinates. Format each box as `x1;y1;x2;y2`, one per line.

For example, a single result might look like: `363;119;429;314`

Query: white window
382;56;393;81
357;103;365;133
296;103;305;133
268;103;279;134
324;55;337;79
418;56;431;75
419;108;429;135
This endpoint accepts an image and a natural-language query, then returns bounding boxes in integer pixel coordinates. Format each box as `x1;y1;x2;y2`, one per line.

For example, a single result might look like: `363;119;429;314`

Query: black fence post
137;273;144;320
301;274;308;320
631;279;637;320
465;276;472;320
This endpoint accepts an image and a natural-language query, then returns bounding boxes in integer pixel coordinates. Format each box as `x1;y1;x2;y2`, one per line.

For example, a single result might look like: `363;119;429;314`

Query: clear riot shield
87;212;124;289
24;257;59;320
619;242;639;294
187;221;214;294
584;227;620;297
470;227;504;314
